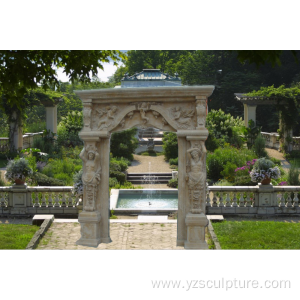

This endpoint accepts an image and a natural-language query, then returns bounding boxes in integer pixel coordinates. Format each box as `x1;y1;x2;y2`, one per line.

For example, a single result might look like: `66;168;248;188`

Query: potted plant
249;158;281;185
5;158;33;185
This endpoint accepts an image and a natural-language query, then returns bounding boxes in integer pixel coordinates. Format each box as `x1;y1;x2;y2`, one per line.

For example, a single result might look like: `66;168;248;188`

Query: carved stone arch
110;103;177;133
75;86;214;249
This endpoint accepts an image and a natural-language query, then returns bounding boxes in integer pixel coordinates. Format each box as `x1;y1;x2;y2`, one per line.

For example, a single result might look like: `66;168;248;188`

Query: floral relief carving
79;144;101;212
185;141;206;214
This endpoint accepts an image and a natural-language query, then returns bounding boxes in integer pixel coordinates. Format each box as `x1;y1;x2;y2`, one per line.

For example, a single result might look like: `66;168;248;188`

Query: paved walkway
37;222;185;250
265;148;291;170
128;154;172;173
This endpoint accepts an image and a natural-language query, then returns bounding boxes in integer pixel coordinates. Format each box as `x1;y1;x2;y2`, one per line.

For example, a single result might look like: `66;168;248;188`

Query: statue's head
88;152;95;160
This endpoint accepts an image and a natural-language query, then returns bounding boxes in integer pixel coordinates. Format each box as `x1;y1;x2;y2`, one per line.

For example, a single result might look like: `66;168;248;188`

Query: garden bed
212;220;300;249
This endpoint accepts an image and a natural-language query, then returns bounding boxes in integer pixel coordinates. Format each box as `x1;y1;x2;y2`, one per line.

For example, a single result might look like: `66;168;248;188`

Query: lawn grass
212;220;300;249
0;224;39;249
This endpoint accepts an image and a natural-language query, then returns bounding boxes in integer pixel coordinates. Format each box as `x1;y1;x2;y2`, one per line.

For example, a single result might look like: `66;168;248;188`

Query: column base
176;239;185;247
76;210;101;247
184;213;209;250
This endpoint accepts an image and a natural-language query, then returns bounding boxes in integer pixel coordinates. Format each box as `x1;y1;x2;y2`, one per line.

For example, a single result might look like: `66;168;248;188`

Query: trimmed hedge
33;172;65;186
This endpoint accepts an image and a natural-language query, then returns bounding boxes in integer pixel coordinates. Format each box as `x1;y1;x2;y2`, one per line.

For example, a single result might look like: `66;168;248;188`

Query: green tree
162;132;178;160
110;128;138;161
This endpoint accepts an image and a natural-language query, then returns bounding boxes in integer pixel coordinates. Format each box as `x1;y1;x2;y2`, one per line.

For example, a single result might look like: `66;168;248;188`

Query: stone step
127;179;170;184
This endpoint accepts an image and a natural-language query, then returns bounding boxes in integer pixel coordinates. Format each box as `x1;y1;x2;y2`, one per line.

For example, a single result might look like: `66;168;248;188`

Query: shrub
207;145;256;182
167;178;178;188
169;157;178;166
206;109;244;150
54;173;72;185
110;128;138;161
109;170;125;184
109;177;119;187
287;163;300;185
253;134;268;158
59;111;83;134
33;172;65;186
110;157;128;172
162;132;178;160
220;162;237;183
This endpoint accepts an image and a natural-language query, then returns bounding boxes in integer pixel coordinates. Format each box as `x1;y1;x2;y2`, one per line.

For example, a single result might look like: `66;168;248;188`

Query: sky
56;62;119;83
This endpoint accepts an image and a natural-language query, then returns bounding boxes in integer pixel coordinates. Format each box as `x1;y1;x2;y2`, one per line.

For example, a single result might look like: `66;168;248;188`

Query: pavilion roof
122;69;181;81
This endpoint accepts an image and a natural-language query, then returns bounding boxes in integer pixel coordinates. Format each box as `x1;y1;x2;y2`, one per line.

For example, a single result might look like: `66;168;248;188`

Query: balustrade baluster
219;193;224;207
239;193;244;207
225;193;231;207
279;192;285;207
0;192;5;207
48;192;53;208
206;190;211;207
212;193;218;207
245;192;251;207
68;192;73;207
54;193;60;207
41;192;46;207
29;192;34;207
293;192;299;207
61;192;66;207
232;193;237;207
286;192;292;207
35;192;40;207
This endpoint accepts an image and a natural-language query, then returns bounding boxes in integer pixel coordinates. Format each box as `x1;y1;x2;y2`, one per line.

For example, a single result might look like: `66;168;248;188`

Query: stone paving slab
37;223;185;250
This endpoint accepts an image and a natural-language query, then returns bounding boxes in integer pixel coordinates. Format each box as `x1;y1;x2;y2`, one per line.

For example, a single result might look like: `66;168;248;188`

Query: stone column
244;104;257;127
76;113;112;247
176;134;188;246
45;105;58;134
10;112;23;150
243;104;248;127
184;133;209;249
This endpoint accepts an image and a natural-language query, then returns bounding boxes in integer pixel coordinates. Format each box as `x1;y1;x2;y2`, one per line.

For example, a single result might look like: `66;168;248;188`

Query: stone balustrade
207;185;300;215
1;184;300;217
0;132;43;151
0;185;80;216
261;131;300;151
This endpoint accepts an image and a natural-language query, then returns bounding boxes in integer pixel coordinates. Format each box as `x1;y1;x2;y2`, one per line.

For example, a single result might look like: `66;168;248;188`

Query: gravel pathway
265;148;290;170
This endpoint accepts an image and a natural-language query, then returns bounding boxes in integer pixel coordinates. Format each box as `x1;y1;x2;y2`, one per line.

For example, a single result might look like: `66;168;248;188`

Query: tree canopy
0;50;125;109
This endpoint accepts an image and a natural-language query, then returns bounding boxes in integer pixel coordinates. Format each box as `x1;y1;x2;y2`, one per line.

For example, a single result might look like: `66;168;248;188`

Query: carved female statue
79;145;101;211
185;144;206;213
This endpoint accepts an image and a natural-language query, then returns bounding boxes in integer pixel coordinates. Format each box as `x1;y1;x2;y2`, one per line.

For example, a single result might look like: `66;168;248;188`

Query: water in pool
116;192;178;209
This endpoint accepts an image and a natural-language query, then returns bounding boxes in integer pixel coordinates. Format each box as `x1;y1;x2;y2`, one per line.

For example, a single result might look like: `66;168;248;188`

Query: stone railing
261;132;280;150
261;131;300;151
0;185;81;216
0;132;43;151
22;132;43;149
1;183;300;216
207;185;300;215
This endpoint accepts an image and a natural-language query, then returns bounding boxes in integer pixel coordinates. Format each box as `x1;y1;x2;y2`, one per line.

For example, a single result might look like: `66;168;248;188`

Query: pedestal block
76;211;101;247
184;213;208;249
